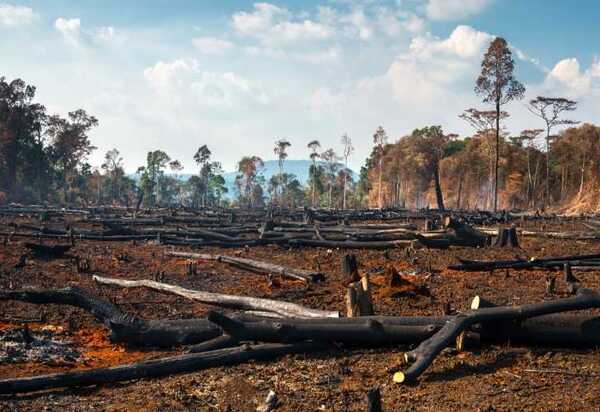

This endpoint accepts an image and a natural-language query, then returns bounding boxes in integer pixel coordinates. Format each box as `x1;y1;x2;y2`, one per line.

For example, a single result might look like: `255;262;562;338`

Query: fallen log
450;253;600;271
0;287;221;347
442;216;489;247
92;275;339;318
24;243;72;258
0;342;324;395
288;238;414;250
206;311;438;346
395;288;600;383
166;251;324;283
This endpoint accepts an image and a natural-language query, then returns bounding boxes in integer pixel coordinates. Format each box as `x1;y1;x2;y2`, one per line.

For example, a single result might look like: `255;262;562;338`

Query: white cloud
544;58;600;97
0;3;36;27
232;2;331;44
54;17;81;44
425;0;492;21
55;18;120;46
192;37;234;55
144;58;269;108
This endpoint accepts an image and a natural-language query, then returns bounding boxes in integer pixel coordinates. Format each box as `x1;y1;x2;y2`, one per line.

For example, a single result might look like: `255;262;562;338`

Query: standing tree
460;108;510;209
527;96;578;205
273;139;291;205
475;37;525;211
307;140;321;207
46;109;98;203
320;148;339;208
169;159;184;205
193;145;212;207
372;126;388;209
411;126;455;211
0;77;47;200
516;129;544;207
235;156;264;207
340;133;354;210
101;148;124;204
137;150;170;207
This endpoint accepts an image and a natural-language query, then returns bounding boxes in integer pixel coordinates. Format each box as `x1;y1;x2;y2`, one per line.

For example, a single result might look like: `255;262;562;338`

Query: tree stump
346;275;374;317
342;254;360;284
494;226;520;248
367;387;383;412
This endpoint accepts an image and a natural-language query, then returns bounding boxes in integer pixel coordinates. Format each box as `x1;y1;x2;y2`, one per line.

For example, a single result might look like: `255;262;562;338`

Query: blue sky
1;0;599;172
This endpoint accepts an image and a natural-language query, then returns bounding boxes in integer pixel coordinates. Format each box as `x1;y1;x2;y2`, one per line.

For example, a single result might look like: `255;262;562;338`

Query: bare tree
527;96;578;205
475;37;525;211
340;133;354;210
307;140;321;207
373;126;388;209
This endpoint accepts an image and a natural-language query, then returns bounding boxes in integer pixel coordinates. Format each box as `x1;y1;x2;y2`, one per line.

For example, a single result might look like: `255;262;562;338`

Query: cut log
0;342;324;395
442;216;489;247
0;287;221;347
92;275;339;318
24;243;72;258
207;311;438;345
166;251;324;283
395;288;600;383
288;239;413;250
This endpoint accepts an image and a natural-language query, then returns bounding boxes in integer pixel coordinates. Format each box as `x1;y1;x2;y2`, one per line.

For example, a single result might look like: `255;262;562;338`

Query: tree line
1;36;597;211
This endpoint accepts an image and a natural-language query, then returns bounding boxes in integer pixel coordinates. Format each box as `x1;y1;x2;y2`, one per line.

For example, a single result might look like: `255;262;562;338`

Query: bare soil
1;218;600;411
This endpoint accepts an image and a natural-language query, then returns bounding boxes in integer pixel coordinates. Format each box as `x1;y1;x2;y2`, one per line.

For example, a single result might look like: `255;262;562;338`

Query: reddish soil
1;218;600;411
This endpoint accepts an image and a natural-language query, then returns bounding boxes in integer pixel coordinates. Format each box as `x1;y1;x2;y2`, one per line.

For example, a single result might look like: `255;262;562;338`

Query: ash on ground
0;325;82;366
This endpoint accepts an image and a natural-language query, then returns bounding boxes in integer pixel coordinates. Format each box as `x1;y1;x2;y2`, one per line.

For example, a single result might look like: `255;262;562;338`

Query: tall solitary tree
340;133;354;210
475;37;525;211
307;140;321;207
527;96;578;205
373;126;388;209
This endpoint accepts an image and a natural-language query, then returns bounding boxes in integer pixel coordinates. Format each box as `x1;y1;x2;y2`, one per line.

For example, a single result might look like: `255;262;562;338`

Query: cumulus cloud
232;2;331;44
0;3;36;27
425;0;492;21
144;58;269;107
55;17;120;46
192;37;234;55
544;58;600;97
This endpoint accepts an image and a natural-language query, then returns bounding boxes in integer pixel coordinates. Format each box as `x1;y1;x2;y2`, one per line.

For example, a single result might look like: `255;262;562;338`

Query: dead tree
167;251;324;283
93;275;339;318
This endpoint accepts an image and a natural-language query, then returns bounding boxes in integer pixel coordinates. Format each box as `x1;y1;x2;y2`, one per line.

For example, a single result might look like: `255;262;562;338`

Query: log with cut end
394;288;600;384
92;275;339;318
166;251;324;283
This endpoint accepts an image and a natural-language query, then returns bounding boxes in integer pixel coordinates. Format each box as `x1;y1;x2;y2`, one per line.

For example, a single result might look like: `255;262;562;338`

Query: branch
93;275;339;319
395;289;600;383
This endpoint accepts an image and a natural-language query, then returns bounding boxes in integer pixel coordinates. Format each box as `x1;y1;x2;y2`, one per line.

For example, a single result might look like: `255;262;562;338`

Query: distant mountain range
165;159;355;200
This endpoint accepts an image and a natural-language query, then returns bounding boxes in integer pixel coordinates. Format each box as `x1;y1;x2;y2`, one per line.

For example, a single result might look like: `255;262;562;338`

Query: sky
1;0;599;173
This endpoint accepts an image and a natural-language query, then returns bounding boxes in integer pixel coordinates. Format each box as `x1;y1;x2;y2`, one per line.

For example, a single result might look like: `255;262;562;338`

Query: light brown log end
392;371;406;383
